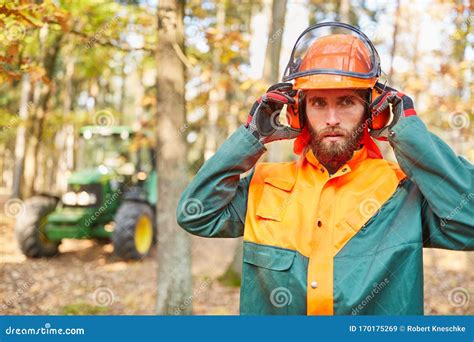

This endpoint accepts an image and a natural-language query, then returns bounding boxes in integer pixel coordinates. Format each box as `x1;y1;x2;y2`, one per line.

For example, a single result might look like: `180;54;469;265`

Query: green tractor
15;125;157;260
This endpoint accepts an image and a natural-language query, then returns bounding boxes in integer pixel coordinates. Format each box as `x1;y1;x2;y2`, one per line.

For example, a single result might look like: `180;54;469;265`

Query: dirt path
1;200;240;315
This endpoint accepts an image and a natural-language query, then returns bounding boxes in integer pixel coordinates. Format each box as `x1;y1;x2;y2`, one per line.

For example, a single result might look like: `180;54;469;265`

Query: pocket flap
243;242;295;271
255;177;296;221
263;177;296;191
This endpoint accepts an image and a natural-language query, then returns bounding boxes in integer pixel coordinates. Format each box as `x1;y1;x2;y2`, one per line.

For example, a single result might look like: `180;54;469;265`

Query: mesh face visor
282;22;381;89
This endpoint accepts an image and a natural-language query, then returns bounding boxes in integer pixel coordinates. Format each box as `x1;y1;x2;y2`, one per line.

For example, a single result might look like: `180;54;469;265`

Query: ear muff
369;82;391;131
286;89;306;130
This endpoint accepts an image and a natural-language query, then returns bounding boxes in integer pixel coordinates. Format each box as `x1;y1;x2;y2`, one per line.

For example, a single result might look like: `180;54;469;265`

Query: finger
371;100;391;116
267;82;293;92
371;91;395;109
248;100;260;116
276;126;302;140
266;91;295;104
375;82;398;93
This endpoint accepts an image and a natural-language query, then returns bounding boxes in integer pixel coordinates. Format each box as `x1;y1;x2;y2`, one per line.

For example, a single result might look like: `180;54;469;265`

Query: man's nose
325;105;340;126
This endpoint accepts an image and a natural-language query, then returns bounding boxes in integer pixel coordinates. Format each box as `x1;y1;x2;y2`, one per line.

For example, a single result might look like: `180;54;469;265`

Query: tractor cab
78;125;154;180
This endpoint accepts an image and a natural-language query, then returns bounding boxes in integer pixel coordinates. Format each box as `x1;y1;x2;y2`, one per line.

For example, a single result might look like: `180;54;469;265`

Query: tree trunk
56;52;75;193
378;0;401;161
338;0;350;23
155;0;192;315
262;0;288;163
388;0;400;82
119;58;126;117
204;0;226;161
24;31;63;197
12;73;31;199
262;0;286;85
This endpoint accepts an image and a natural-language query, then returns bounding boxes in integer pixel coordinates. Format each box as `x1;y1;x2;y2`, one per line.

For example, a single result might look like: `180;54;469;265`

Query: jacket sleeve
176;125;266;238
388;116;474;250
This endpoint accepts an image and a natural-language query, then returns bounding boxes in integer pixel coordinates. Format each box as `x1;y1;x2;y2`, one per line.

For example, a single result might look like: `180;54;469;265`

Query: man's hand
245;82;301;144
369;86;417;140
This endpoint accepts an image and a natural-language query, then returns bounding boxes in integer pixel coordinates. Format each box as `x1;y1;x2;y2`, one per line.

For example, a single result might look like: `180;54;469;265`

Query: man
176;23;473;315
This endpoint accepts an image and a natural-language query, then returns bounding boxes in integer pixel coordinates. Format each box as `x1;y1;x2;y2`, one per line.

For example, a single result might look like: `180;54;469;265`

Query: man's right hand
244;82;302;144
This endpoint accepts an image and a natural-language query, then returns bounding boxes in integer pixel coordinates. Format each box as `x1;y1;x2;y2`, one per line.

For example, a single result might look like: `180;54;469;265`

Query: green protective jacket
176;116;474;315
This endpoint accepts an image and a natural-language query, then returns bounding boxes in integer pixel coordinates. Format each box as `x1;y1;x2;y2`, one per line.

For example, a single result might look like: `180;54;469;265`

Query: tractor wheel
95;238;110;245
15;196;59;258
112;201;156;260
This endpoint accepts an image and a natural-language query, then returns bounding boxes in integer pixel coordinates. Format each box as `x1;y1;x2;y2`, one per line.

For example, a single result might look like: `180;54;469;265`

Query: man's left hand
369;86;417;139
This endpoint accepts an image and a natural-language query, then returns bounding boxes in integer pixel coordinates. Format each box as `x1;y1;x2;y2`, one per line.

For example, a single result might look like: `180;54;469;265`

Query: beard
307;119;365;174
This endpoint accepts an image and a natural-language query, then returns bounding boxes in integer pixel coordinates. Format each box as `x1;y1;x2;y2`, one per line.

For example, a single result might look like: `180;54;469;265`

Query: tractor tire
112;201;156;260
15;196;59;258
95;238;110;245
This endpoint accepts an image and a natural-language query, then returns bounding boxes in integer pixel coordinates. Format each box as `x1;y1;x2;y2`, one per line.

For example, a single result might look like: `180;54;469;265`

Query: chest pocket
333;174;403;254
241;242;296;314
255;176;296;222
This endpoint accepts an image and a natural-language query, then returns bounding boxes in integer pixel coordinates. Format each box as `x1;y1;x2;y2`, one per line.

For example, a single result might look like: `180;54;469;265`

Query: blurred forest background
0;0;472;315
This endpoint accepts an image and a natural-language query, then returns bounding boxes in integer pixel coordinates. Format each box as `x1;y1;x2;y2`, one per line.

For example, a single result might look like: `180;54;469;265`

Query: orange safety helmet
282;22;390;149
293;34;377;89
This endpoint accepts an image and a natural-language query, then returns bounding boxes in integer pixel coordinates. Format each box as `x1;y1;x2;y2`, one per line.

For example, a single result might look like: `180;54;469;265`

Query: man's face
305;89;367;170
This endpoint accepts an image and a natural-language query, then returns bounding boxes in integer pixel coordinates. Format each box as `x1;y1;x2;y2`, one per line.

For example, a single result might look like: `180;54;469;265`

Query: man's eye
312;99;326;106
340;97;354;106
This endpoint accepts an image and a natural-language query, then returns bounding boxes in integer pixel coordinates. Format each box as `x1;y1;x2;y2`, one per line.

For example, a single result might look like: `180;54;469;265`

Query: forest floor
1;195;472;315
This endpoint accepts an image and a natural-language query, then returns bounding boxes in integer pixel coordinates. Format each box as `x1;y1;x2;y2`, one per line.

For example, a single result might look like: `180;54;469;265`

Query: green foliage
218;268;241;288
0;0;472;193
60;302;110;315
